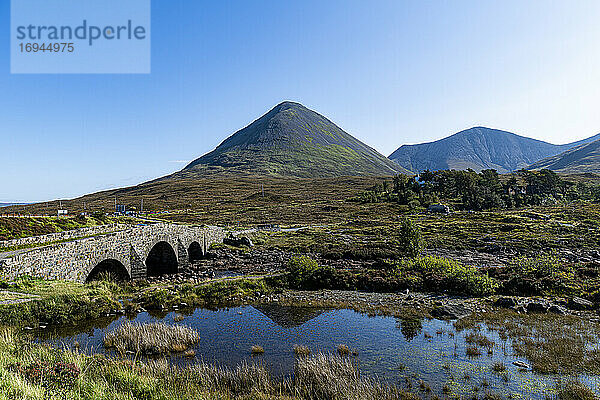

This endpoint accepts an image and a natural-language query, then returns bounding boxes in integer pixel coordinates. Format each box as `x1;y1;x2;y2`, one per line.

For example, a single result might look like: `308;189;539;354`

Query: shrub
503;254;579;296
396;256;498;296
9;361;80;389
397;217;423;258
286;256;338;290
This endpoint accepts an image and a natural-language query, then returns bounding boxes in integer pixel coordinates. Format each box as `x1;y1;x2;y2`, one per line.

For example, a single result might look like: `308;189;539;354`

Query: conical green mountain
175;101;410;178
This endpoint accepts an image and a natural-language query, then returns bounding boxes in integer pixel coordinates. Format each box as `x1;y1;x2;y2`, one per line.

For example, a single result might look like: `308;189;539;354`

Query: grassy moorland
3;173;600;398
0;215;127;242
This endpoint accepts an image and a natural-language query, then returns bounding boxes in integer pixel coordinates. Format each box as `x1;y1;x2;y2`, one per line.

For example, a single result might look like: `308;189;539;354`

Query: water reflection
35;304;600;399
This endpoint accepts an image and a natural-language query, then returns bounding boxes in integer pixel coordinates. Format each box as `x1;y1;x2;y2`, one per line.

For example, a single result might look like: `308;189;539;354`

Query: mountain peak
273;100;305;109
176;102;409;178
389;127;600;173
529;136;600;173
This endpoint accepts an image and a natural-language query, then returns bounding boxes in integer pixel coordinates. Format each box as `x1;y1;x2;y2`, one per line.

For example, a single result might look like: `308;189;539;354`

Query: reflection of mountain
253;305;327;328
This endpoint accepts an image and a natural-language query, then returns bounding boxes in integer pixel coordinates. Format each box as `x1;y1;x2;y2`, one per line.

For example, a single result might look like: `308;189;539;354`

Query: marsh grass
0;328;413;400
336;344;352;357
292;352;406;400
554;380;599;400
465;332;495;348
103;322;199;355
466;346;482;357
173;314;184;322
456;310;600;374
293;345;311;357
491;362;506;373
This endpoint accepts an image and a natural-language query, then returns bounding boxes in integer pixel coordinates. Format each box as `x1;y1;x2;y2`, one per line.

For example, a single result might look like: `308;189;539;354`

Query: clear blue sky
2;0;600;202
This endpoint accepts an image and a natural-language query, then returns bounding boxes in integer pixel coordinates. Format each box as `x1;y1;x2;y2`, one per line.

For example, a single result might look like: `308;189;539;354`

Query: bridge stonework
0;224;226;283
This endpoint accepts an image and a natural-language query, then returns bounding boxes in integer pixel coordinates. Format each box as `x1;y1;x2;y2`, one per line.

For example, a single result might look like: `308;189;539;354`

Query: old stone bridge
0;224;226;283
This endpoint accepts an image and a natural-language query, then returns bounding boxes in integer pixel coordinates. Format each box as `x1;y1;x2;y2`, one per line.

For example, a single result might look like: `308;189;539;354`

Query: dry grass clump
183;349;196;357
466;346;482;357
465;332;494;348
173;314;185;322
337;344;351;356
293;345;311;357
555;380;598;400
189;361;273;396
292;352;406;400
103;322;199;355
491;362;506;373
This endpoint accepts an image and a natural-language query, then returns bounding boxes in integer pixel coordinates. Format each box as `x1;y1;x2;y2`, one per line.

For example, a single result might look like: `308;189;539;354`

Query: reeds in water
103;322;199;355
292;352;401;400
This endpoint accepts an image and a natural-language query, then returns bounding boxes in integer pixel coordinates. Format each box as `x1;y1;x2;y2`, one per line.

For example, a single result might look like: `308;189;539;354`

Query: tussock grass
103;322;199;355
293;345;311;357
465;332;495;348
491;362;506;373
292;352;408;400
466;346;482;357
456;311;600;374
336;344;350;356
555;380;599;400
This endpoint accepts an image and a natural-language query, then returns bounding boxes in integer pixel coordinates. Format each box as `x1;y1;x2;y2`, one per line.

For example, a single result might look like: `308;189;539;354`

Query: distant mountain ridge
172;101;409;179
528;137;600;173
0;203;25;208
388;127;600;173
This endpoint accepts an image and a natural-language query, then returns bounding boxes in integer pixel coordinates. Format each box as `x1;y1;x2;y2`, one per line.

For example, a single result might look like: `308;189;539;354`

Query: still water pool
36;305;600;399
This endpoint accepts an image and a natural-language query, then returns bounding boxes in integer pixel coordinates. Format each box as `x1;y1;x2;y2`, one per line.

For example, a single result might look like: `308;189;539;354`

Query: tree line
357;169;600;211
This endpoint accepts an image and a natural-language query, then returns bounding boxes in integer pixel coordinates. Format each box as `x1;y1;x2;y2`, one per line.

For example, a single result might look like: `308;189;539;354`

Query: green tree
397;217;423;258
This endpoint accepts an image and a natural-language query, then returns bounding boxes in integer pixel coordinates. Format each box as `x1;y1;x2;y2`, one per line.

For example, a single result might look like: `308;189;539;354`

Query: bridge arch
86;259;130;283
146;240;178;276
188;241;204;263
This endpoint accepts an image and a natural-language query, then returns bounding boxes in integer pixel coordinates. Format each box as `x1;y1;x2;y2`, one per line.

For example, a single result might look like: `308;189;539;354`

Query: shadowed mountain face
253;305;327;328
173;101;410;179
528;137;600;173
389;127;600;173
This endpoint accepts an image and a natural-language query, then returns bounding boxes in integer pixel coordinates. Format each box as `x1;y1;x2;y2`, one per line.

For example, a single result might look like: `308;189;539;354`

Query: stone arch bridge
0;224;226;283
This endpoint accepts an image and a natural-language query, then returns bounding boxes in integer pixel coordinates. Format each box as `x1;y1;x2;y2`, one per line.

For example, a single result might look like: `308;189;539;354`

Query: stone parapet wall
0;224;130;249
0;224;226;283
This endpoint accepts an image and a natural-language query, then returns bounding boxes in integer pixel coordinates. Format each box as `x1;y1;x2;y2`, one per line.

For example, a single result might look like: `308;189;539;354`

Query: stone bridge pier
0;224;226;283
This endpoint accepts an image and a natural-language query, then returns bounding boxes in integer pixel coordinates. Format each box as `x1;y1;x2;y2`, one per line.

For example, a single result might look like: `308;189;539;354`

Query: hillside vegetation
389;127;600;173
174;101;409;178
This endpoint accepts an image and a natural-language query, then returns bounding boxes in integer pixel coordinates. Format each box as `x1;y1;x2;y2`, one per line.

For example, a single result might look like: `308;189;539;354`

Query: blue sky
2;0;600;202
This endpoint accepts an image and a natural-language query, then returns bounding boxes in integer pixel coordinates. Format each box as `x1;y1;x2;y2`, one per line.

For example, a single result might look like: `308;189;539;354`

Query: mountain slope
389;127;600;173
174;101;409;179
528;137;600;173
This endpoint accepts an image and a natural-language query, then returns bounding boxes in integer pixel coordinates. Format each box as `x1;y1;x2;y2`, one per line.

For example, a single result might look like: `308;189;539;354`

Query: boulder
568;297;594;311
526;301;547;313
494;297;517;308
513;361;529;369
431;304;470;320
548;304;567;315
223;235;254;248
